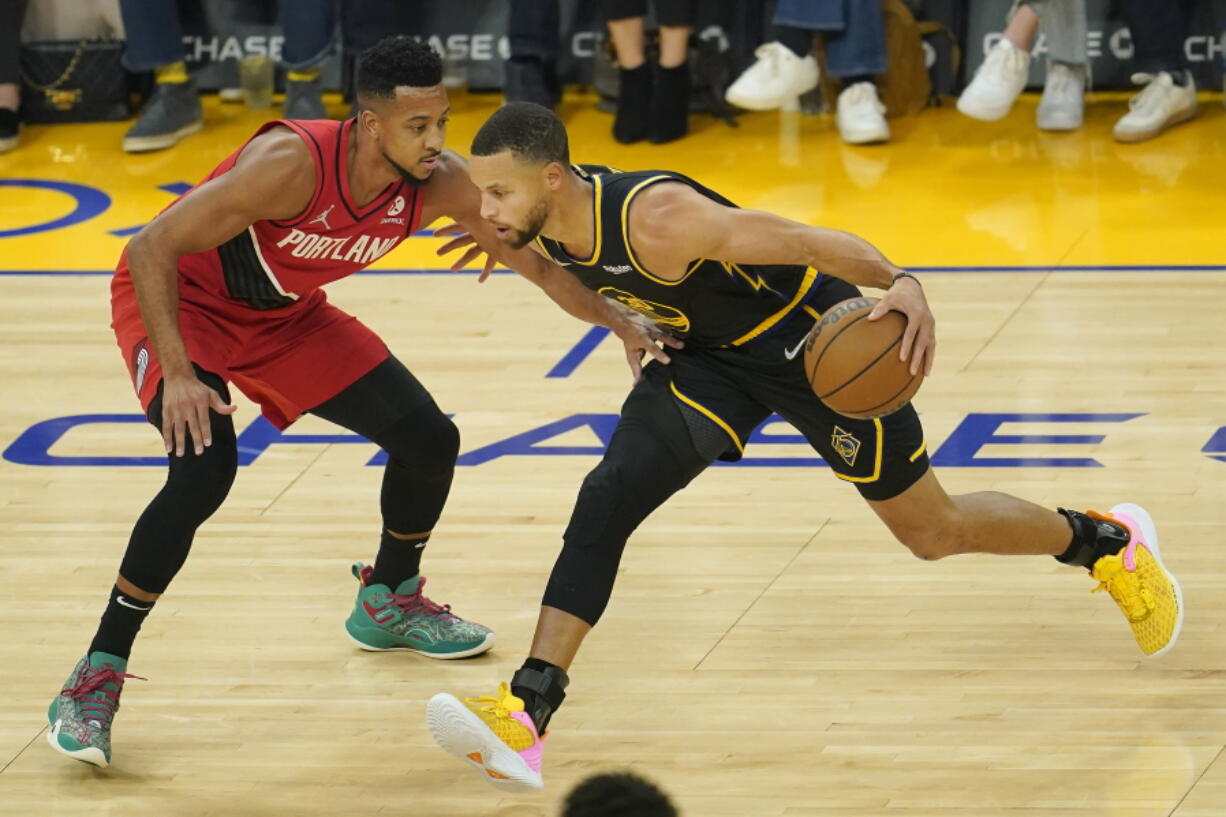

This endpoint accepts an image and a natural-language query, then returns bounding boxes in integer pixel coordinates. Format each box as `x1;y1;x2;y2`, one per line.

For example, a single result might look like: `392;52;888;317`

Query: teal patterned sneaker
47;652;144;768
345;563;494;659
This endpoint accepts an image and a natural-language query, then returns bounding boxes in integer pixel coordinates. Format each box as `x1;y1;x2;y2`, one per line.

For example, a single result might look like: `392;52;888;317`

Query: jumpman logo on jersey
308;204;336;231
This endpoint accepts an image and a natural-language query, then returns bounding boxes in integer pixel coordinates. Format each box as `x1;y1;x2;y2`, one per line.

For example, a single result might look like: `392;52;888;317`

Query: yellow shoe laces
1091;556;1154;622
464;682;521;720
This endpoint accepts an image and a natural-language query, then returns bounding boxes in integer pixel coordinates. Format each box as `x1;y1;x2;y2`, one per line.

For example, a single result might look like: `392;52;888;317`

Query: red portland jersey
117;118;424;313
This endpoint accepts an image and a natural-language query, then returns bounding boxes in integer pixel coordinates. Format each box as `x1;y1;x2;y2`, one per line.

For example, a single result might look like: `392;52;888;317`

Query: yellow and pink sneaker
1089;503;1183;657
426;683;545;792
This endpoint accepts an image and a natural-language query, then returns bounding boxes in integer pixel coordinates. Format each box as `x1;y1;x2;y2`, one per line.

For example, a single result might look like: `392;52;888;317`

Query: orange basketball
802;297;923;419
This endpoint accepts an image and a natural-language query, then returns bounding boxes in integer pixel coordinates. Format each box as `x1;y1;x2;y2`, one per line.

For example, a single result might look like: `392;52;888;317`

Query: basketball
802;297;923;419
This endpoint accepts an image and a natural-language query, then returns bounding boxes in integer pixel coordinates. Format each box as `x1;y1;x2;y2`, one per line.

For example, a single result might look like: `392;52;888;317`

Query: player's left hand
433;222;498;281
868;274;935;376
612;310;684;384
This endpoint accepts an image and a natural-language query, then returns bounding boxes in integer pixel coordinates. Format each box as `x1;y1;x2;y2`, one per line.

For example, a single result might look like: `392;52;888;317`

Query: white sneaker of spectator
836;82;889;145
725;42;819;111
957;38;1030;122
1036;62;1085;131
1113;71;1198;143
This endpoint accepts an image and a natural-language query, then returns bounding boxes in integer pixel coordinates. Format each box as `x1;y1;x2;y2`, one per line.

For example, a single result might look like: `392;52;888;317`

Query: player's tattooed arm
125;128;315;456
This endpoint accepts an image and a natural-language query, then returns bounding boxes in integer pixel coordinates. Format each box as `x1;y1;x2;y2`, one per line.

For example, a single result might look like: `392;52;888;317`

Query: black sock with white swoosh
88;585;155;660
368;530;428;590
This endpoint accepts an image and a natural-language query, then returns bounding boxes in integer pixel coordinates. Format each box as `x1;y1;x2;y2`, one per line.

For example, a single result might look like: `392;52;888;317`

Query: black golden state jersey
533;165;823;349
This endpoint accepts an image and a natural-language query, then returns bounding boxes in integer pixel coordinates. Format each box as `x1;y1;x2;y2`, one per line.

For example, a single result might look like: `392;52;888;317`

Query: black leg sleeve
117;368;238;594
308;356;458;536
542;380;716;626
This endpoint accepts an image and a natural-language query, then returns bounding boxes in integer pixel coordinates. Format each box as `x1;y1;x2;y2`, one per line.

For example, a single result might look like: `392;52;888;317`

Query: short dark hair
561;772;679;817
472;102;570;166
356;35;443;100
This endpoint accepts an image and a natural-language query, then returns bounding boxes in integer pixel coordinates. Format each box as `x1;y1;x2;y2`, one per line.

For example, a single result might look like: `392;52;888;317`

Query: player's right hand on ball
161;374;237;457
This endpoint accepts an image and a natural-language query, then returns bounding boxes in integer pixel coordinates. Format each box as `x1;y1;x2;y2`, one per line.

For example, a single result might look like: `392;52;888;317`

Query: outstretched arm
424;152;682;381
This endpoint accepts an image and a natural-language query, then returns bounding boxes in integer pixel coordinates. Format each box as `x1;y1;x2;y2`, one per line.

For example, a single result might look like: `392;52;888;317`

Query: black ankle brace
1056;508;1130;569
511;661;569;733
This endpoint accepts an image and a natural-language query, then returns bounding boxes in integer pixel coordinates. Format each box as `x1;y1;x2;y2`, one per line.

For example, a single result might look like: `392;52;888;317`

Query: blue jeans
509;0;560;60
1118;0;1193;74
119;0;335;72
774;0;886;78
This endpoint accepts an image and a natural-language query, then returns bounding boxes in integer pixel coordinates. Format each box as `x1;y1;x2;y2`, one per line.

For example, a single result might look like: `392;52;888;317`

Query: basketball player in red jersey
46;38;674;769
424;103;1184;792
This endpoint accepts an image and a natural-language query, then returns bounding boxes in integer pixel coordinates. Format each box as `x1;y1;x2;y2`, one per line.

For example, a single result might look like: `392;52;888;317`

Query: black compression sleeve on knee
118;368;237;595
371;403;460;536
308;357;458;537
543;406;712;626
307;356;434;440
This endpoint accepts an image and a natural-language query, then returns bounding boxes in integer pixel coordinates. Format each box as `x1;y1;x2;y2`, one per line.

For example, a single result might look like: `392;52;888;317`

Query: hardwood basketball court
1;89;1224;816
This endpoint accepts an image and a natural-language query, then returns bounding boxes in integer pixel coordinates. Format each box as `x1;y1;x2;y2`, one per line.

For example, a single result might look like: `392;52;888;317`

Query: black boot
649;61;690;144
613;64;652;144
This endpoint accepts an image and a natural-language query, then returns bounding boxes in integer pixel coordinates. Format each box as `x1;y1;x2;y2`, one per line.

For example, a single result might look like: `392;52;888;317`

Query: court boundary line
692;518;829;672
1168;743;1226;817
3;265;1226;277
0;725;48;776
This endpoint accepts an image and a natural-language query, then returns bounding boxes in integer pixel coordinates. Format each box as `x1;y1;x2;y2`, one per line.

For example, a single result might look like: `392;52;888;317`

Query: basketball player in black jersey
424;103;1183;792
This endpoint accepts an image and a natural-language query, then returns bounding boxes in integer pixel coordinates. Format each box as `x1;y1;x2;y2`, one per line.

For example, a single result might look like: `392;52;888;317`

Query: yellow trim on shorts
908;441;927;462
669;381;744;455
729;267;819;346
833;418;884;484
803;304;822;320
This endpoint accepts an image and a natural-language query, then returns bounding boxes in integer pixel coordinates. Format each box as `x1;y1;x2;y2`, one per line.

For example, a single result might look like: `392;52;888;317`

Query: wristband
892;271;921;288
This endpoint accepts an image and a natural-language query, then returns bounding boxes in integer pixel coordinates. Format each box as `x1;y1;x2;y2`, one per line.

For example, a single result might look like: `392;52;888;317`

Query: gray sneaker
47;652;143;768
123;80;204;153
1037;62;1085;132
283;78;327;120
